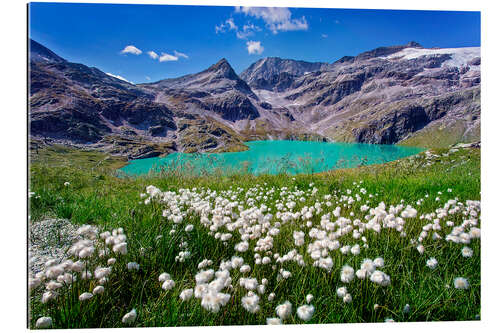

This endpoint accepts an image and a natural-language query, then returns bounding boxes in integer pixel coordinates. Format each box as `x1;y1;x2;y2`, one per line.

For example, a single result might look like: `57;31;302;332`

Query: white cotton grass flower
240;264;251;273
454;277;470;289
426;257;438;269
462;247;473;258
179;288;194;301
127;262;140;271
107;258;116;265
241;293;260;313
158;272;171;282
306;294;314;304
343;293;352;303
373;257;384;268
94;267;112;279
268;292;276;301
161;279;175;291
113;242;127;255
35;316;53;329
336;287;348;298
185;224;194;232
93;286;105;294
350;244;361;255
266;317;282;325
416;244;425;255
41;291;58;303
122;308;137;325
196;269;214;284
45;280;63;291
275;301;293;319
403;304;411;314
64;181;70;186
29;277;42;290
370;270;391;286
340;265;355;283
79;292;93;301
296;304;315;321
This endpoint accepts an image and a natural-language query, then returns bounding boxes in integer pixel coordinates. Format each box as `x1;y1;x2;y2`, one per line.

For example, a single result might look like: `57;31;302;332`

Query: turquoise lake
118;140;424;176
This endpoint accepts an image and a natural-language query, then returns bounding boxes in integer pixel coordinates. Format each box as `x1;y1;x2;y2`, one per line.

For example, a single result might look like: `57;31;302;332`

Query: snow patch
106;72;133;84
381;47;480;68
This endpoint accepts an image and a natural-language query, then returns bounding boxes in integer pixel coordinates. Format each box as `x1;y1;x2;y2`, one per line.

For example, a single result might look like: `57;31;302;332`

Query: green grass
28;145;481;328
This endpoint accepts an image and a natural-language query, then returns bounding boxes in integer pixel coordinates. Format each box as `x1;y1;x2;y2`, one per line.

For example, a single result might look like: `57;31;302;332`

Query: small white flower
161;279;175;291
35;316;52;329
336;287;347;298
275;301;292;319
185;224;194;232
454;277;469;289
179;288;194;301
79;292;93;301
343;293;352;303
426;257;438;269
373;257;384;268
240;264;251;273
296;304;315;321
158;272;171;282
64;181;70;186
122;308;137;324
306;294;314;303
241;293;260;313
370;270;391;286
266;317;282;325
127;262;140;271
93;286;105;294
403;304;410;314
462;247;473;258
340;265;355;283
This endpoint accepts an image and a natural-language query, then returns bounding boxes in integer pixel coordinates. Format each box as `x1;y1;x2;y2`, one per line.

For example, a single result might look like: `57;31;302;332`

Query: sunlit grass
28;146;480;328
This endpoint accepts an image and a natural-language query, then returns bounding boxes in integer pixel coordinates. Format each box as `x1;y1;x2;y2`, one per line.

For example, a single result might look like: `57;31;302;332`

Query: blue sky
29;3;480;84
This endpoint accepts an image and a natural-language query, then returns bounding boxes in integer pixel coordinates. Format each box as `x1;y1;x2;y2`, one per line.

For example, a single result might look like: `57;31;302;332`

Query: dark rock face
240;57;330;90
204;92;260;121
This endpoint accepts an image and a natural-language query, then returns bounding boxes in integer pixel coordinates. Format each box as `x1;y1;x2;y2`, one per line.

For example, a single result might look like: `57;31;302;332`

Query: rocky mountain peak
406;41;423;48
30;39;67;64
206;58;239;80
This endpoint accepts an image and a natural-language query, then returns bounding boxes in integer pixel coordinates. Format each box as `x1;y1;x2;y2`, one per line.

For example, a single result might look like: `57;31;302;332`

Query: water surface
118;140;424;176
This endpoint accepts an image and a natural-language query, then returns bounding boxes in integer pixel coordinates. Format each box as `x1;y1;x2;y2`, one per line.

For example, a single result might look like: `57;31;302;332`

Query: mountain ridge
29;39;481;159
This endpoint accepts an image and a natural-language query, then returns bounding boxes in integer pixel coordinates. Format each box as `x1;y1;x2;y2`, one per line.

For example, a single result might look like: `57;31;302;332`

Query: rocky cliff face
29;39;480;159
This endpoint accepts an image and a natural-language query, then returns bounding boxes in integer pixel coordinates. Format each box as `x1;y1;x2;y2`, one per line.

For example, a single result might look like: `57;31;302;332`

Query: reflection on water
118;140;424;176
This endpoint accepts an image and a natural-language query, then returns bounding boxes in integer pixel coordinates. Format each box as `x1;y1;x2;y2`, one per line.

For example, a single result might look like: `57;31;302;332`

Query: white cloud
235;7;308;34
159;52;178;62
246;40;264;55
226;18;237;31
321;34;328;38
145;76;151;81
215;18;238;34
174;50;189;59
120;45;142;55
147;51;158;59
236;23;262;39
106;72;133;84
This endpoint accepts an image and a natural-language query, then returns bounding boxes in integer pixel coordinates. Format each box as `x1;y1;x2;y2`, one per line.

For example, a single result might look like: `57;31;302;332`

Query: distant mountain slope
29;39;480;159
